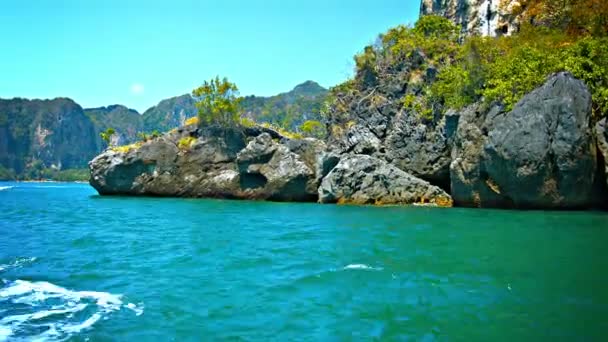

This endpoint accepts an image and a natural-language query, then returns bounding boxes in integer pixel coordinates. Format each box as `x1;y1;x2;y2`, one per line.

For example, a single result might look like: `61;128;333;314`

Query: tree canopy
100;127;115;145
192;77;242;127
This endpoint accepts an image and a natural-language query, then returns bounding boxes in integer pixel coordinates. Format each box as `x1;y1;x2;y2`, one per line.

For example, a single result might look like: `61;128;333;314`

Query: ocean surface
0;182;607;341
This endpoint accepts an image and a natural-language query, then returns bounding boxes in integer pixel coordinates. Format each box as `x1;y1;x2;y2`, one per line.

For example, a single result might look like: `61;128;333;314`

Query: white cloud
130;83;145;95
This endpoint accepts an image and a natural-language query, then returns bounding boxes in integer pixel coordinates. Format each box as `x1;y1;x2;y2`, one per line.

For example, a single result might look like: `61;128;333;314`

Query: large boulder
450;72;599;209
236;133;318;201
89;126;323;202
318;154;452;206
385;113;451;188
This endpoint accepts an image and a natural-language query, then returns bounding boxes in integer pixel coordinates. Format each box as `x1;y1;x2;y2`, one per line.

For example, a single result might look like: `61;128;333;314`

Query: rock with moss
318;154;452;206
450;72;602;209
323;17;459;189
89;125;325;201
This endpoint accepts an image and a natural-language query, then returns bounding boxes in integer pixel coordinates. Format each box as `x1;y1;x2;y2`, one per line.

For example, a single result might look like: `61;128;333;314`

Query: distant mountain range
0;81;327;180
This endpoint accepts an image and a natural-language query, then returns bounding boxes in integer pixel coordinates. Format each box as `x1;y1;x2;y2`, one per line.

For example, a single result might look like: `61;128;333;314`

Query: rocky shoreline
89;73;608;210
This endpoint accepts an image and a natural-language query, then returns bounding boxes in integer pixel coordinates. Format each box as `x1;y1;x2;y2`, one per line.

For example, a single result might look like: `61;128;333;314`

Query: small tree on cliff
192;77;242;127
100;128;115;146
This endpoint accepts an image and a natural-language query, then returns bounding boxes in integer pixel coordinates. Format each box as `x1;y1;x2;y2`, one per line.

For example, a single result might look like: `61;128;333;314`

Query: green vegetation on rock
100;127;115;145
241;81;327;132
192;77;243;127
327;14;608;123
0;165;16;180
433;26;608;118
300;120;326;139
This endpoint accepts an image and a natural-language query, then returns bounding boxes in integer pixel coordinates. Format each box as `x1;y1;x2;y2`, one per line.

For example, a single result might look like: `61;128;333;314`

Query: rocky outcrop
420;0;520;36
450;72;600;209
319;154;452;206
325;91;452;190
596;119;608;188
1;81;327;179
89;125;323;201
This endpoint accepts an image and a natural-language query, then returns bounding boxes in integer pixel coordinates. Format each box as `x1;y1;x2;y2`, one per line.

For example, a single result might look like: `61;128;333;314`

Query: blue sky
0;0;419;112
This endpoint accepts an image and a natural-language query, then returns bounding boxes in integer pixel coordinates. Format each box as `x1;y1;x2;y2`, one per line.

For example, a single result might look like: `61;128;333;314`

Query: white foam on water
0;279;143;341
0;257;37;273
126;302;144;316
343;264;383;271
0;325;12;340
0;186;14;191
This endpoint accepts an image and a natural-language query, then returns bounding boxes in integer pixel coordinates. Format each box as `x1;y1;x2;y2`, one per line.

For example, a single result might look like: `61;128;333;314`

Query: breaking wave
0;278;143;340
0;186;14;191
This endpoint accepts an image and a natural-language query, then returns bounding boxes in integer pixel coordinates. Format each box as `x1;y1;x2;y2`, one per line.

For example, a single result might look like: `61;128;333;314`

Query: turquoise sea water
1;182;607;341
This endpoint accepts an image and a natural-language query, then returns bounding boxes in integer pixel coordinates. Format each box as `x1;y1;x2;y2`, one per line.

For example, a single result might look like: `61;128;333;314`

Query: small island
89;12;608;210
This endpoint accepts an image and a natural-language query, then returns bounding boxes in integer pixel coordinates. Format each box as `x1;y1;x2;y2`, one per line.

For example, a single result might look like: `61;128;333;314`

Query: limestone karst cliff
420;0;519;36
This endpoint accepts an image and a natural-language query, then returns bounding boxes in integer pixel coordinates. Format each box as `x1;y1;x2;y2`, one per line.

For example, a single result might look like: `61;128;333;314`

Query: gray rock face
89;126;323;201
450;72;598;209
420;0;519;36
596;119;608;188
236;133;318;201
0;98;98;174
326;103;452;190
319;154;452;206
385;113;452;188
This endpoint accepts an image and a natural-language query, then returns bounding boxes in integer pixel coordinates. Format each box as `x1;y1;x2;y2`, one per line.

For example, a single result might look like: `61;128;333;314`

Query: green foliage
0;165;16;180
299;120;326;138
100;127;115;144
47;168;90;182
240;81;327;132
330;13;608;126
561;36;608;118
178;136;197;150
16;158;89;181
111;142;142;153
380;15;460;66
411;14;460;39
192;77;242;127
431;26;608;118
239;117;256;128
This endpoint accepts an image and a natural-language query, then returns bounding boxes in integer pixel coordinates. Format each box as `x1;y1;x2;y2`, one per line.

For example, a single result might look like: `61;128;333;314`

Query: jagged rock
326;102;452;189
318;154;452;206
315;151;341;186
450;72;599;209
385;113;451;189
236;133;318;201
89;138;179;195
89;127;322;201
596;119;608;188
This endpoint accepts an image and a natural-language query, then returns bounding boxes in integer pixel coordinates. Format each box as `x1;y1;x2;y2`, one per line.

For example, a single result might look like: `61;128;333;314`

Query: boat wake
0;258;143;341
342;264;383;271
0;257;37;272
